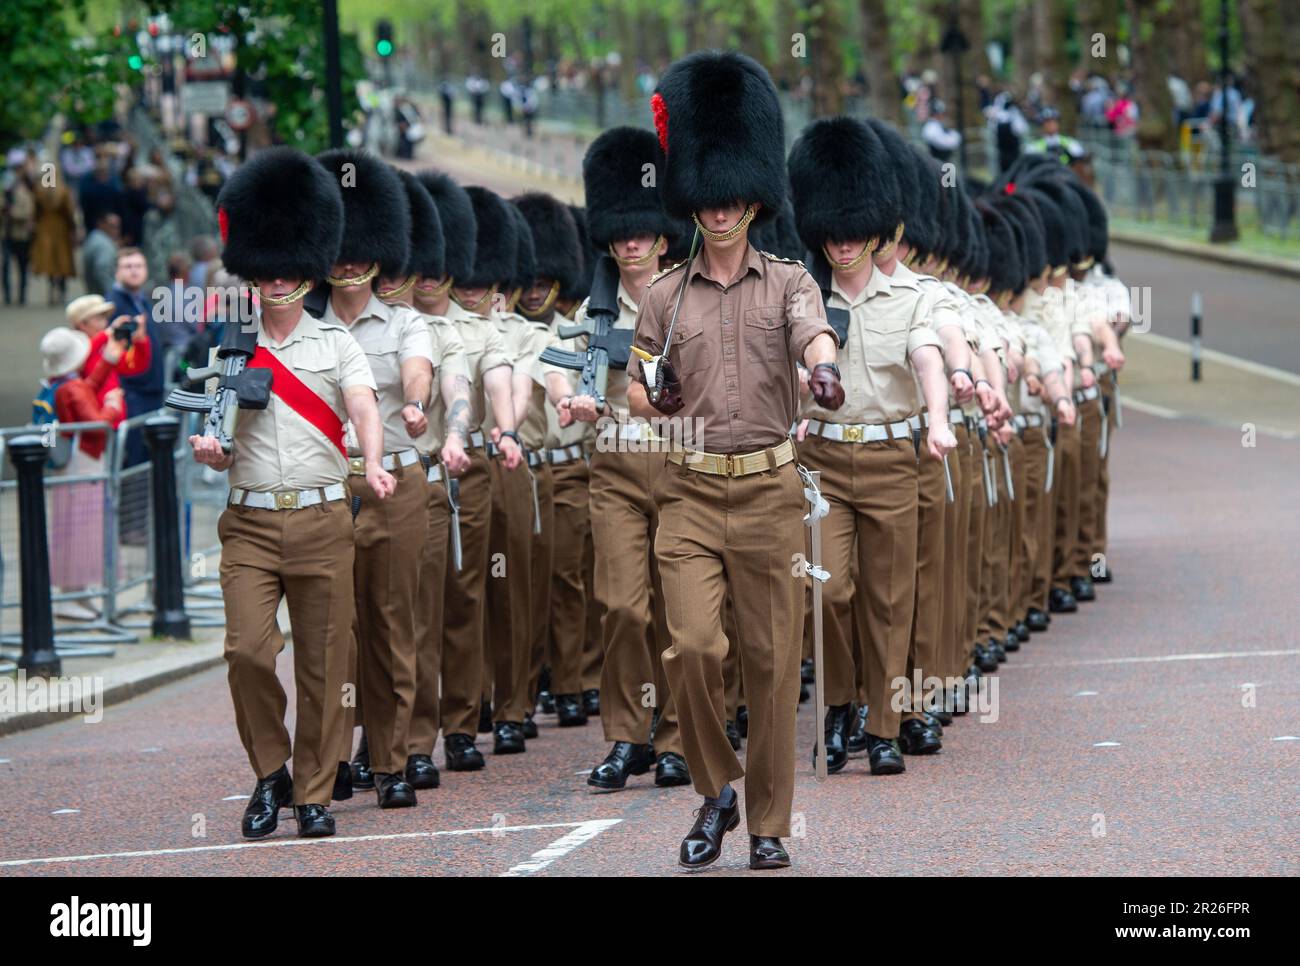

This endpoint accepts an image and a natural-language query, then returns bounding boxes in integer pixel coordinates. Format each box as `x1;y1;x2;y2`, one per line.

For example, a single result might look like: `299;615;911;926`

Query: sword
1099;391;1110;459
644;226;702;404
1113;371;1123;429
998;440;1015;501
942;452;955;504
526;461;542;536
447;478;463;572
1044;418;1057;493
798;465;831;782
977;423;995;507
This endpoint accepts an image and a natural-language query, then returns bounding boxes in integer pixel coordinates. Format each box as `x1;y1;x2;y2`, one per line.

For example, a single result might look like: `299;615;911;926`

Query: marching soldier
558;126;690;792
192;147;394;839
313;149;432;809
379;170;473;790
629;52;842;870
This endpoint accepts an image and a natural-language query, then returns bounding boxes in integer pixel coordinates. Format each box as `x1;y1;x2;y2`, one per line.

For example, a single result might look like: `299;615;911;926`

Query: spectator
988;91;1030;173
66;293;151;426
467;74;489;125
1025;107;1088;163
82;211;121;298
58;133;96;188
1105;87;1138;138
188;235;219;291
2;155;36;306
143;189;181;288
31;173;78;306
40;325;126;620
159;250;200;352
78;145;124;232
922;100;962;162
108;248;165;467
121;167;151;247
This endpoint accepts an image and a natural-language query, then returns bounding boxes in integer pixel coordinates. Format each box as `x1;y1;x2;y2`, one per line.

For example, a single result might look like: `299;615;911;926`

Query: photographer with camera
66;294;152;428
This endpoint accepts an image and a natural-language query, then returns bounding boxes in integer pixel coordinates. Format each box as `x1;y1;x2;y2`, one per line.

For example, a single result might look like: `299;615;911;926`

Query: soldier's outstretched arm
344;386;396;499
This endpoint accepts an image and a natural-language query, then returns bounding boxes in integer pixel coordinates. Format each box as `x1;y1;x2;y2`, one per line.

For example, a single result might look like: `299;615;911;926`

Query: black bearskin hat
582;126;678;249
652;50;786;224
396;170;444;281
978;201;1022;296
218;147;343;282
1025;174;1088;268
866;119;918;246
315;149;409;276
788;116;901;253
996;192;1048;282
513;192;583;293
1020;186;1068;270
565;205;597;302
907;146;942;261
417;170;476;283
504;201;536;293
462;186;518;288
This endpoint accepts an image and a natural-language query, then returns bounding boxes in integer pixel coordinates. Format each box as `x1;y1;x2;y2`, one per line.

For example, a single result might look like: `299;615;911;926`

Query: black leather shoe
1004;632;1021;654
405;754;440;789
1094;565;1113;584
799;682;810;704
477;703;494;733
1049;588;1078;613
375;772;417;808
1071;575;1096;602
921;709;948;731
582;689;600;717
350;732;374;790
242;765;293;839
679;796;740;869
522;714;539;739
725;719;742;751
866;735;906;775
555;693;588;727
654;751;691;786
1026;607;1050;632
898;718;942;755
332;762;352;802
588;741;655;790
736;705;749;738
846;704;870;753
749;836;791;870
974;643;999;673
493;721;526;754
537;690;556;715
817;702;855;774
295;803;335;838
988;637;1008;663
1013;620;1031;642
800;658;815;684
443;733;485;771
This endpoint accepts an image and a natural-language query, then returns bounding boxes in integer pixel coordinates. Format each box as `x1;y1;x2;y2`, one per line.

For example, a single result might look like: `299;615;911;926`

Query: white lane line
500;819;622;877
1093;742;1122;748
1013;648;1300;670
1273;736;1300;742
221;794;249;801
1136;331;1300;388
50;809;81;815
1074;690;1099;697
1121;395;1300;439
0;820;605;868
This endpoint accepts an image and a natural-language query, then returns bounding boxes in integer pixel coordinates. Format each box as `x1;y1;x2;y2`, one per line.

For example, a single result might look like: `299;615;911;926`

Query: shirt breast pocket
861;315;910;371
670;316;711;377
361;337;400;384
743;304;786;363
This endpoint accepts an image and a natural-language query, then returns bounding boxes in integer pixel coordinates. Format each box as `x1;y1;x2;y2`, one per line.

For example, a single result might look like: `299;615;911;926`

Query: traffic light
375;19;393;58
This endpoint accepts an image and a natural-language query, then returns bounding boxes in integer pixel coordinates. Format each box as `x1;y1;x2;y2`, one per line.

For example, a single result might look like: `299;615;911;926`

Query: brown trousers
941;421;970;681
527;463;555;707
409;474;450;757
655;459;805;838
1002;434;1028;634
590;446;677;746
1095;377;1118;561
1032;430;1060;613
581;523;603;692
344;464;428;775
1018;427;1051;621
549;460;590;696
440;449;492;738
1074;394;1103;577
977;433;1006;641
1052;416;1082;588
485;455;534;724
802;434;918;738
905;433;946;721
220;499;354;806
966;432;991;651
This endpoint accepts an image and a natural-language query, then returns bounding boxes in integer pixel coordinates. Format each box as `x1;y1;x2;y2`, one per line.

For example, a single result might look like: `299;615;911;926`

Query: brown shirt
630;244;834;454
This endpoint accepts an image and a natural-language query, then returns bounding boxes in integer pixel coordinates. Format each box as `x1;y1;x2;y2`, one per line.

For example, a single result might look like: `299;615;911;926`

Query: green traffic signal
376;39;393;57
128;54;143;70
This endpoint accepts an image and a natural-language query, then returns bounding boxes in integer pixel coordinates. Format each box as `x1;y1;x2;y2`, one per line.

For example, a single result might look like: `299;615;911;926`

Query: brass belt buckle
348;456;365;475
724;453;736;476
844;425;863;443
277;491;300;510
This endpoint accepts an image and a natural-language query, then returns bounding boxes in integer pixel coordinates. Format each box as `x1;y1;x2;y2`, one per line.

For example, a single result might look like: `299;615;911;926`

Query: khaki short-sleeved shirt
485;313;558;448
447;298;513;431
802;265;944;426
1018;317;1064;416
568;282;641;418
897;264;966;337
1023;285;1075;363
228;312;376;492
544;327;598;449
629;244;834;454
323;294;433;455
412;312;471;455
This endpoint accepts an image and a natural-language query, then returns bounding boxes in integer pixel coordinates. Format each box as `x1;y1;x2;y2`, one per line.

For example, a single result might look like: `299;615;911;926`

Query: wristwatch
405;399;425;414
499;430;522;447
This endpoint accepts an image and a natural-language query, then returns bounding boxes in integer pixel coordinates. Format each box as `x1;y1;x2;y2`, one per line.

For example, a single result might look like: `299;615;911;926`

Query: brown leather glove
641;358;684;415
810;362;845;410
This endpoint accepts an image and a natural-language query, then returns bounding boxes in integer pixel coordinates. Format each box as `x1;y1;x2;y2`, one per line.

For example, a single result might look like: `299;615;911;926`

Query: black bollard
9;435;60;676
144;416;192;639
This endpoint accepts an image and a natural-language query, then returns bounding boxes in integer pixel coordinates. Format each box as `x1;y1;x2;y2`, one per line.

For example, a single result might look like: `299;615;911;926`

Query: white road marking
1272;736;1299;742
574;769;592;776
50;809;80;815
139;747;161;754
0;759;10;764
1093;742;1122;748
500;819;621;877
221;794;249;801
0;820;614;868
1119;396;1182;420
1136;331;1300;388
1013;648;1300;669
1074;691;1099;696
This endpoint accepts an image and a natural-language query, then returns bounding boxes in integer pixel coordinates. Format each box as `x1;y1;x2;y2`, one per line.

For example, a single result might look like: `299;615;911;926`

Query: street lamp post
941;1;970;173
323;0;344;150
1210;0;1239;243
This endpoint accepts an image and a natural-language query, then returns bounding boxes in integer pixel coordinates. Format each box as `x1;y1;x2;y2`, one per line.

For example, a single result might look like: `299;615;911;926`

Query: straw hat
41;327;91;378
65;294;115;329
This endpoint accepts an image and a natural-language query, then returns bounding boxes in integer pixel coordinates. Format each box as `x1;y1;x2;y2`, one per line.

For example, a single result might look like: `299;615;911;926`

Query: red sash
247;346;347;456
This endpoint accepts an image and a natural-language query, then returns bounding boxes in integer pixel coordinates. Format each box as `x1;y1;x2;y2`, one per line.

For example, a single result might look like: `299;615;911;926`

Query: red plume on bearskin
651;92;669;154
1004;181;1017;195
218;207;229;243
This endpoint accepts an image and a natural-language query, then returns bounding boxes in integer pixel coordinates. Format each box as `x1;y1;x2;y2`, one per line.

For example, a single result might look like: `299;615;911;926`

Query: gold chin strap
377;274;417;301
520;280;561;318
1079;256;1095;270
505;287;523;313
693;204;756;243
256;279;313;307
452;284;497;315
935;257;950;276
609;236;665;267
875;222;906;260
425;275;454;298
1051;265;1069;279
824;241;874;273
327;262;380;287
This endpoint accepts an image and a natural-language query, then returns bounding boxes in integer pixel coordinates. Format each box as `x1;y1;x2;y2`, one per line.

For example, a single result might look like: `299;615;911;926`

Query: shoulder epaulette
645;261;686;288
758;250;801;264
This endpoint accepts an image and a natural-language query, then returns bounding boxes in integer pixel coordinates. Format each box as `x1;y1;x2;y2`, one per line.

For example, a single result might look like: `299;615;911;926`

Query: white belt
548;444;585;464
1074;385;1100;403
908;412;953;431
229;483;348;511
599;421;655;443
467;430;486;449
526;450;545;468
348;448;419;475
807;418;912;444
1014;413;1045;430
427;463;445;484
948;407;964;423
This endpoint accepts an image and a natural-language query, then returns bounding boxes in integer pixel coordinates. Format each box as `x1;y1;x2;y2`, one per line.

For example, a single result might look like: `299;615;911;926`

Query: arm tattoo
445;398;471;439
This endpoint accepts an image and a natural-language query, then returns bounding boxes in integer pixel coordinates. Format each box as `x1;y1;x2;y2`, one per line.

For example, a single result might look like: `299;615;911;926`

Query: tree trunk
805;0;846;117
858;0;903;123
1172;0;1209;83
1013;1;1038;93
1238;0;1300;161
1126;0;1179;151
936;0;990;137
